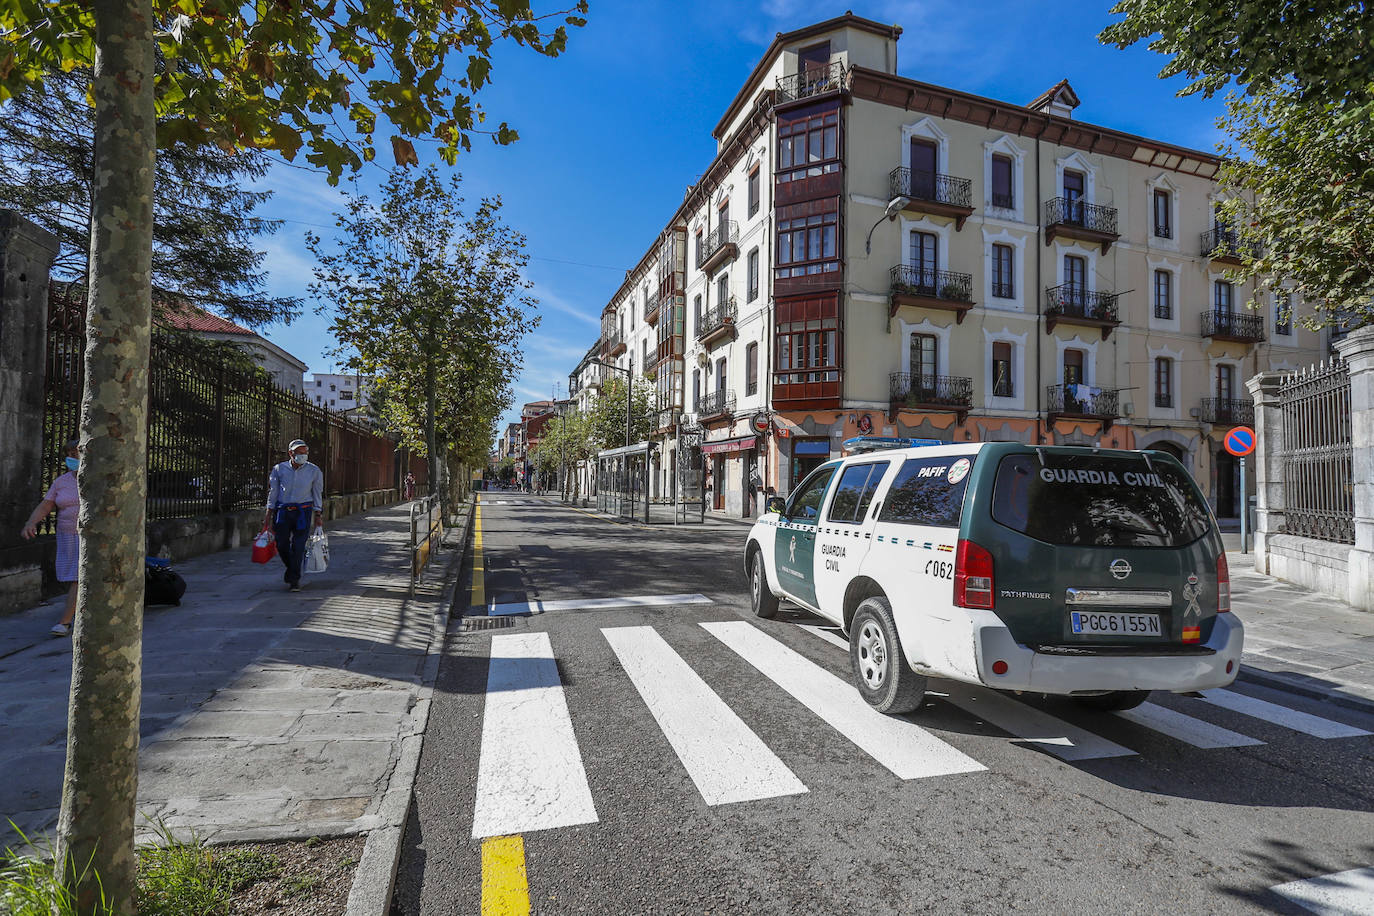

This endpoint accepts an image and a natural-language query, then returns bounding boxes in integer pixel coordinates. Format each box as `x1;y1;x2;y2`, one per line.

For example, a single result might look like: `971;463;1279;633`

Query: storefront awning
700;435;758;455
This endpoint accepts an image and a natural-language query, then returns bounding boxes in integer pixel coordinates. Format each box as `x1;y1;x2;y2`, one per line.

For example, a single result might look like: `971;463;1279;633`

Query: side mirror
766;496;786;515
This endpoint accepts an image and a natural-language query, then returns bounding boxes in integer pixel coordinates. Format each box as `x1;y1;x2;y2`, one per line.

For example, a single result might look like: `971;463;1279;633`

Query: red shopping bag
251;528;277;564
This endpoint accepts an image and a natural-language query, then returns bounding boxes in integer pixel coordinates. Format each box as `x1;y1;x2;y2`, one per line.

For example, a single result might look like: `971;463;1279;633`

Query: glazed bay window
1153;269;1172;319
777;108;839;185
776;207;839;279
991;243;1014;298
777;325;838;384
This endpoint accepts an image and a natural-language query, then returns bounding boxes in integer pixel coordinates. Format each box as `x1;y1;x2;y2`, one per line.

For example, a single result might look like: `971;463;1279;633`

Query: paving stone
291;712;404;740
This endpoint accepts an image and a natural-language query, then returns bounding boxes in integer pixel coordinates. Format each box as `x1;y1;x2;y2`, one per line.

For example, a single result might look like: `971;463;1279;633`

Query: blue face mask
65;457;79;472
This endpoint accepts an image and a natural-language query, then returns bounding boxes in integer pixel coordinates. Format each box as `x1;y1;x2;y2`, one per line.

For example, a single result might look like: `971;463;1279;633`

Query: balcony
697;220;739;275
643;349;662;378
1044;286;1121;339
698;388;735;422
888;373;973;423
775;61;847;105
1047;384;1121;429
1043;198;1119;252
889;167;974;230
585;363;607;390
696;297;738;348
1201;227;1260;265
644;295;659;325
655;405;680;434
1202;309;1265;344
1200;397;1254;427
603;331;625;358
889;266;975;322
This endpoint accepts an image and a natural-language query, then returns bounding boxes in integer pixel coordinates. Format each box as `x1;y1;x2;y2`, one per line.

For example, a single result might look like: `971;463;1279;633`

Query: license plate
1070;611;1162;636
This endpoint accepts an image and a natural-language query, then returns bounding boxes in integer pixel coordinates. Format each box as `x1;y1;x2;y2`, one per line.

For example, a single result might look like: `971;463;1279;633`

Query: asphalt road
392;494;1374;915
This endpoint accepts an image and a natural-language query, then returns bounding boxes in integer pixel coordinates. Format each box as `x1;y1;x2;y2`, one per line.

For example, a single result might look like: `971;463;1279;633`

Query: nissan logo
1109;558;1132;580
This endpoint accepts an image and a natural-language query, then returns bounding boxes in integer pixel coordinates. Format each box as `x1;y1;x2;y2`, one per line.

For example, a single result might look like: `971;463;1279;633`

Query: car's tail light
1217;553;1231;613
954;539;994;609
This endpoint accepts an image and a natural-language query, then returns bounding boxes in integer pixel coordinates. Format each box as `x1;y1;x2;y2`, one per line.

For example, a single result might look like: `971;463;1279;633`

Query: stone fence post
1335;325;1374;611
0;210;59;614
1246;371;1286;575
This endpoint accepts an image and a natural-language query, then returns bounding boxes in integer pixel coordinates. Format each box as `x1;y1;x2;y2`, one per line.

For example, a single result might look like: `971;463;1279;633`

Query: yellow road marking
469;503;485;610
481;835;530;916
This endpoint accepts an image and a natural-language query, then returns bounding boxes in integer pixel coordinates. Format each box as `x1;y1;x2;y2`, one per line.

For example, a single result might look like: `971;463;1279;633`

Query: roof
161;303;255;336
1027;79;1080;113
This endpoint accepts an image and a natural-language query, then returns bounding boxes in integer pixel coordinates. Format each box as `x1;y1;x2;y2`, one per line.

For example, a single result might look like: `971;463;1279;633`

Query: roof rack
841;436;945;454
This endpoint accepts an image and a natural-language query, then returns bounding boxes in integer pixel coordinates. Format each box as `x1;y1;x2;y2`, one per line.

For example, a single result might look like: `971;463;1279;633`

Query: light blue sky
249;0;1228;436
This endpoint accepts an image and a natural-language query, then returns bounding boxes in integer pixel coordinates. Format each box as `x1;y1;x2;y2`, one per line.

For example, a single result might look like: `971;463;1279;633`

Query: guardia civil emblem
1182;573;1202;620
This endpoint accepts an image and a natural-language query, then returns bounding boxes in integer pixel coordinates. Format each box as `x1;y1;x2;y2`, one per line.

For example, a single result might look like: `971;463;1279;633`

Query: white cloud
529;280;600;327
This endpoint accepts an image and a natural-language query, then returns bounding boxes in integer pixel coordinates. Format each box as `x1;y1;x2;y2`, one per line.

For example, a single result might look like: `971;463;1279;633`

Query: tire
748;548;779;619
849;596;926;715
1075;690;1151;712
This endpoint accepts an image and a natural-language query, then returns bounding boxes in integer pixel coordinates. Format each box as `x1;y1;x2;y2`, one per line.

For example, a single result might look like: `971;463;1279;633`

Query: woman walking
20;438;81;636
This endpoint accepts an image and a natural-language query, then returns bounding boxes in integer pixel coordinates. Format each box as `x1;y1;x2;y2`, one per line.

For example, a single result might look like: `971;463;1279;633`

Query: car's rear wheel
1075;690;1151;711
850;596;925;715
749;548;779;619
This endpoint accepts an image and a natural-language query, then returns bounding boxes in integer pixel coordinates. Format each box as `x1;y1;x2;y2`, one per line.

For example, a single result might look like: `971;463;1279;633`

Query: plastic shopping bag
251;528;277;564
304;526;329;574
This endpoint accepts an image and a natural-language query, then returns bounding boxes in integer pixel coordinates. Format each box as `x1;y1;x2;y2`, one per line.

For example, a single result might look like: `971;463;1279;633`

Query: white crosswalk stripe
1270;866;1374;915
1197;688;1372;739
701;621;986;780
1115;702;1265;749
471;632;598;838
491;593;713;616
603;626;808;805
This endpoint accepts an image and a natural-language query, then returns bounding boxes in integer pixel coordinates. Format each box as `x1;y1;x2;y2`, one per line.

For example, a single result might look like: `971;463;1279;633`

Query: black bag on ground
145;561;187;607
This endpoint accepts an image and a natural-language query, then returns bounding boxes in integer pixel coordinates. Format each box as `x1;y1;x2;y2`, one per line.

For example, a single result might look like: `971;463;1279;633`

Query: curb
1236;664;1374;717
344;496;476;916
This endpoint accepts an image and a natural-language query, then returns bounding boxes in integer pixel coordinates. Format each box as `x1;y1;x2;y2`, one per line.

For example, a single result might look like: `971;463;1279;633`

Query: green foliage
1;823;107;916
1101;0;1374;325
589;376;655;450
0;0;589;183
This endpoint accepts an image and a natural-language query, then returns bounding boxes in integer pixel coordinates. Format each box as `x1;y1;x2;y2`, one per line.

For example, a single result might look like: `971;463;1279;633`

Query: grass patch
1;823;107;916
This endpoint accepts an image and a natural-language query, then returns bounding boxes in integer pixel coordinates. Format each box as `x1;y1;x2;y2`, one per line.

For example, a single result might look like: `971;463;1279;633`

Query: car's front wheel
850;596;925;714
1075;690;1151;711
749;548;779;619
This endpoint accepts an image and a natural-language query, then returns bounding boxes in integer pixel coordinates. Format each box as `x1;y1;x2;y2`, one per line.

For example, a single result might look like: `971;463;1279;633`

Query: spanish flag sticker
1182;626;1202;643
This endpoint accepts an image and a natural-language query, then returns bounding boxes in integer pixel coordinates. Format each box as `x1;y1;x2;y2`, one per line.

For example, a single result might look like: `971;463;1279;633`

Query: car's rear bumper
969;612;1244;694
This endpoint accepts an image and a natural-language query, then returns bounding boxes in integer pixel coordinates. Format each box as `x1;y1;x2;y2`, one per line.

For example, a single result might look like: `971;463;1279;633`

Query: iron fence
1200;397;1255;427
1278;359;1354;544
1202;309;1265;342
1047;384;1120;419
775;62;847;104
40;285;424;531
888;373;973;408
696;298;738;340
887;167;973;209
1044;197;1118;236
1044;285;1120;323
890;266;973;303
698;388;736;419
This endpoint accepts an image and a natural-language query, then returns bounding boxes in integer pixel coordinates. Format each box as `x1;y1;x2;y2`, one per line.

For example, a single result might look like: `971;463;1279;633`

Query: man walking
265;439;324;591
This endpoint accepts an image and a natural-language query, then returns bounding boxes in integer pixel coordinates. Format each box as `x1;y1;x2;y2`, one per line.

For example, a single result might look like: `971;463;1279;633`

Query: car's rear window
879;455;975;528
990;453;1211;547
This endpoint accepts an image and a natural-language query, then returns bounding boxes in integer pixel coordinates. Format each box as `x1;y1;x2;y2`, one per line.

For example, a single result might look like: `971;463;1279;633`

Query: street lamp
864;195;912;254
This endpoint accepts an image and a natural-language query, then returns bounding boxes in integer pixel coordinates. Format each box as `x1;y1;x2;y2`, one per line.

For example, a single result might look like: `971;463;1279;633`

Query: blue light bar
841;436;946;453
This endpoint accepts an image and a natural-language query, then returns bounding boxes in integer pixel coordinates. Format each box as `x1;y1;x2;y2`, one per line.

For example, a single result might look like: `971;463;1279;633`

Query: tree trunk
55;0;155;911
424;355;439;508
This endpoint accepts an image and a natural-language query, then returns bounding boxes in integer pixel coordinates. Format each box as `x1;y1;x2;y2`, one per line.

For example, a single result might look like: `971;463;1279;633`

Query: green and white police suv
744;438;1242;715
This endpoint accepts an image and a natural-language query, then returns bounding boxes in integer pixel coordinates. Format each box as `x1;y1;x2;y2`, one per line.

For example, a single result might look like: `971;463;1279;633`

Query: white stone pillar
1334;325;1374;611
1246;371;1287;575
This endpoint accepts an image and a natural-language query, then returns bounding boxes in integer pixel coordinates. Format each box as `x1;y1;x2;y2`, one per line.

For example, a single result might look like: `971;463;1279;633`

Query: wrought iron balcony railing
1200;397;1254;426
1047;384;1120;420
1044;285;1120;324
1155;392;1172;408
775;61;847;104
698;388;735;418
890;266;974;304
1201;227;1261;262
697;220;740;272
1202;309;1265;342
695;297;738;341
602;331;624;355
888;167;973;210
643;295;658;323
644;348;662;374
889;373;973;408
1154;221;1173;240
1044;197;1118;236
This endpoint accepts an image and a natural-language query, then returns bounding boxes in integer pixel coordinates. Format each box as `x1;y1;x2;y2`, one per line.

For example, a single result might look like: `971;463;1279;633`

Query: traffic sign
1224;426;1256;457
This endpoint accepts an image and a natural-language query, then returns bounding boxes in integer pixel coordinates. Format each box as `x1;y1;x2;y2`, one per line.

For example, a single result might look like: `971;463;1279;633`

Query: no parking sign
1224;426;1256;457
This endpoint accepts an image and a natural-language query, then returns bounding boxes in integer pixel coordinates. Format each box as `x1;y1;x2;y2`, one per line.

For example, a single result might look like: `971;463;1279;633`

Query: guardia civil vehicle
744;439;1243;715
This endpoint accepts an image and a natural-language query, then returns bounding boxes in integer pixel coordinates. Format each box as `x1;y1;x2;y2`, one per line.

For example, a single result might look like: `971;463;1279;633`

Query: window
1063;169;1085;222
784;465;835;522
909;139;937;200
748;167;760;218
1214;280;1233;312
879;455;975;528
330;384;336;391
798;41;830;74
693;294;702;333
630;300;635;330
992;342;1013;397
991;244;1014;298
642;338;649;363
990;454;1210;548
717;199;729;231
747;248;760;302
1153;269;1172;319
715;356;726;392
746;342;758;396
991;155;1013;209
692;369;700;411
910;333;937;384
828;462;890;523
777;108;839;185
776;325;838;384
1154;357;1173;408
1153;189;1172;239
341;390;354;400
776;206;839;279
910;231;938;284
695;231;703;265
316;379;322;387
1063;349;1084;386
1064;254;1086;308
1216;364;1234;400
716;273;729;309
1276;292;1293;335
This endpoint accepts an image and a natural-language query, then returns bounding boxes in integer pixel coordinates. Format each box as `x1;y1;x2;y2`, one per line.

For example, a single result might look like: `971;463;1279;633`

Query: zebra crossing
468;617;1371;839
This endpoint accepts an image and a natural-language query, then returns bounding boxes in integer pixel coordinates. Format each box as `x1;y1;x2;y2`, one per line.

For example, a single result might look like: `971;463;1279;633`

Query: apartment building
574;13;1329;521
307;371;371;416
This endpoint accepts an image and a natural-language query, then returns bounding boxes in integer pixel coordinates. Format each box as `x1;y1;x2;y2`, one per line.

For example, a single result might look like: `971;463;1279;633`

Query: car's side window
879;455;975;527
827;462;889;523
786;467;835;522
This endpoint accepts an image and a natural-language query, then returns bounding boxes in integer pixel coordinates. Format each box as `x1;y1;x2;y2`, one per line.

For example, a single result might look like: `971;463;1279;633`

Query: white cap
288;439;308;451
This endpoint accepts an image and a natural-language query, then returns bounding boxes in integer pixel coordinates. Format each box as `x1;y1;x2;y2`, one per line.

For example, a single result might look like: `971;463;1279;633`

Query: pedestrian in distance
404;471;415;501
20;438;82;636
264;439;323;592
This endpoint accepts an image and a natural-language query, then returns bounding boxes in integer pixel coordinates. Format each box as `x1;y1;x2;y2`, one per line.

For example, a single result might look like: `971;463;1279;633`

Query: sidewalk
0;501;465;857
